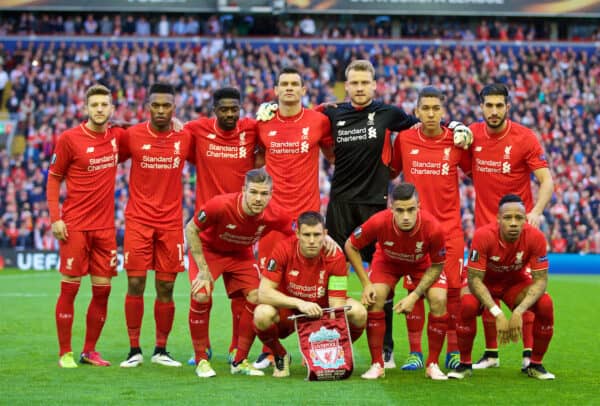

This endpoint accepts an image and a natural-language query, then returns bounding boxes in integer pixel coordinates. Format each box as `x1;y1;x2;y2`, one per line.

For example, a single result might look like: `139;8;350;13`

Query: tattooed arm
394;263;443;314
185;219;213;297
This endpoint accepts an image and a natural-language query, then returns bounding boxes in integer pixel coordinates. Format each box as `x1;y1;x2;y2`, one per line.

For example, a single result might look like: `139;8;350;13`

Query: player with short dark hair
185;86;261;364
390;86;471;371
118;82;192;369
449;194;555;380
254;211;367;378
468;83;554;370
253;66;334;368
345;183;449;380
48;84;123;368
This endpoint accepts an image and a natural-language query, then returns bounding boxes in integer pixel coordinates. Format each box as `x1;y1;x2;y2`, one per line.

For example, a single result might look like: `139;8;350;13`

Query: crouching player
449;194;555;380
253;211;367;378
345;183;450;380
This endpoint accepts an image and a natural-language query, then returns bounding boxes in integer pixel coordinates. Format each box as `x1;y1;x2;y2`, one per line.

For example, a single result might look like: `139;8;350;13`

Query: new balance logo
225;224;237;230
289;270;299;277
337;121;346;126
268;130;277;137
86;147;95;153
383;241;394;246
207;133;216;139
490;256;500;261
410;149;419;155
475;146;483;152
142;144;151;150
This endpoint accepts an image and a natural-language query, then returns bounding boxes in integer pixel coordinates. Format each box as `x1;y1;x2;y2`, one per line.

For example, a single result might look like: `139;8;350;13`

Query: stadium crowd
0;34;599;253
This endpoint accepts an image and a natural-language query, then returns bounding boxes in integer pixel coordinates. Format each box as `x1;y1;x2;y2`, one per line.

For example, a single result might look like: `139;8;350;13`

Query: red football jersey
49;124;122;231
262;236;347;307
120;122;192;229
391;127;470;239
257;108;332;217
469;120;548;228
194;192;295;255
350;209;446;271
468;222;549;286
185;117;258;209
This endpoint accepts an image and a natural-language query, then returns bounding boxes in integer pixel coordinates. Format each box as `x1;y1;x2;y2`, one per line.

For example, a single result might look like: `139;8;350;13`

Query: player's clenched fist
448;121;473;150
256;102;278;121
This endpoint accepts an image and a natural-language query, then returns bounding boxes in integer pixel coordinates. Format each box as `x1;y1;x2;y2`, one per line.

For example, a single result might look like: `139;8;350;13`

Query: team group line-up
49;59;555;381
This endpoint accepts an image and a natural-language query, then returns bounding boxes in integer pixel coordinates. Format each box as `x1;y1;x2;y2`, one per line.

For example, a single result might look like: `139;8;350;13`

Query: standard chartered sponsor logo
337;127;367;143
475;158;505;174
410;160;443;176
287;281;318;299
206;143;243;158
140;155;177;169
268;140;307;154
87;154;117;171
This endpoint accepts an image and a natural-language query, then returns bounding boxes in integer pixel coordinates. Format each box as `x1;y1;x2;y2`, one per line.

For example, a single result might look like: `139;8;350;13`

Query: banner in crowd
286;0;600;16
0;0;216;11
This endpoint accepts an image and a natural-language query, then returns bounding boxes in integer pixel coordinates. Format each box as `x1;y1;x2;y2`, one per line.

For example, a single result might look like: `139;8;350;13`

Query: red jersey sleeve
193;197;222;230
262;239;289;284
427;224;447;264
467;228;490;273
389;130;403;175
523;132;548;171
349;213;379;250
317;116;333;149
528;230;549;272
118;128;132;162
49;132;73;177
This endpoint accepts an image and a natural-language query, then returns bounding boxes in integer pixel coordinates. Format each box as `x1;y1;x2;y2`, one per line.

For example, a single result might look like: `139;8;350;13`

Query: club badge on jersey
291;307;354;381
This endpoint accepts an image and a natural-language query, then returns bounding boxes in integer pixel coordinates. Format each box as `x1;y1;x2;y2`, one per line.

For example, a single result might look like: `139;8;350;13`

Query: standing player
390;87;471;371
119;83;192;368
254;211;367;378
253;66;334;368
322;59;419;368
48;84;121;368
449;194;555;380
186;168;294;378
185;87;260;363
468;83;554;370
345;183;450;380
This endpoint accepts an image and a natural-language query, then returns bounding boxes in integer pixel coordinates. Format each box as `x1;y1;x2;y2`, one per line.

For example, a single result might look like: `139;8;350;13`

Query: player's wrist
489;304;503;318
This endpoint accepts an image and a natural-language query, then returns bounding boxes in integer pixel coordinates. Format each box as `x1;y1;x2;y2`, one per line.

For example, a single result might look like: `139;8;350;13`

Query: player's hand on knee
298;301;322;318
256;102;278;121
393;294;416;314
191;271;213;297
495;313;511;345
508;311;523;343
361;283;377;306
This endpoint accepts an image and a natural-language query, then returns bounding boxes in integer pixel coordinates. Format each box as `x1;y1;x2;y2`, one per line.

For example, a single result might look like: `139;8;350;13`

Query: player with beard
467;83;554;372
118;83;192;369
185;87;260;366
48;84;123;368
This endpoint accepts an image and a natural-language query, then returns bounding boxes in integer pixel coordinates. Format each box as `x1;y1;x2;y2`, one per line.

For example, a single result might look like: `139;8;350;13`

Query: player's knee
127;276;146;296
533;293;554;320
192;292;211;303
156;280;175;302
254;304;277;330
347;300;367;327
426;288;447;316
460;293;479;319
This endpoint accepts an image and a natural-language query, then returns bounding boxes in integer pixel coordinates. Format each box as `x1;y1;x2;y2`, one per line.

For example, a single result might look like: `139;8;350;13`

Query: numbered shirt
349;209;446;272
263;236;347;307
194;192;295;256
391;127;470;239
49;124;122;231
120;122;192;229
185;117;258;210
469;120;548;228
468;222;549;285
323;101;418;204
257;108;332;217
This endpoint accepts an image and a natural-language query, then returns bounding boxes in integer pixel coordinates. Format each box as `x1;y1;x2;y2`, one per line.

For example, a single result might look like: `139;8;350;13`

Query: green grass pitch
0;269;597;405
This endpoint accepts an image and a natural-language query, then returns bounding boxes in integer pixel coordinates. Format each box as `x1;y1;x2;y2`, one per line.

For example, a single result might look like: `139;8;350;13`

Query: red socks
405;296;425;353
531;293;554;364
446;288;460;353
189;298;211;362
82;284;111;353
255;323;287;357
155;300;175;348
233;301;258;364
55;280;81;355
366;311;385;367
456;293;479;364
229;296;245;352
425;313;449;365
125;294;144;349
